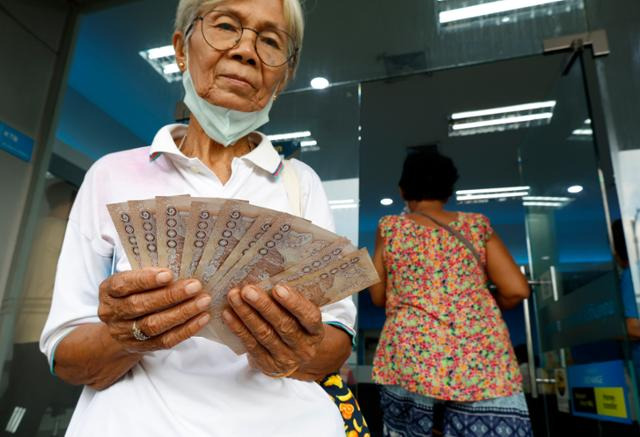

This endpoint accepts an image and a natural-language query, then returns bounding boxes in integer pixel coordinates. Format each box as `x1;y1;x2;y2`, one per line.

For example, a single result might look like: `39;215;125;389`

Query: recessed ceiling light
451;101;556;120
567;185;584;194
147;45;176;60
139;45;181;83
451;113;554;131
310;77;330;89
572;128;593;136
456;186;531;195
439;0;566;24
456;186;531;203
267;131;311;141
329;199;358;210
380;198;394;206
449;101;556;136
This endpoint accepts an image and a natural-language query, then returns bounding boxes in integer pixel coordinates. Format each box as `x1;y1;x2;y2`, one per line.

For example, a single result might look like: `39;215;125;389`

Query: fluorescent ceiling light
572;128;593;136
567;185;584;194
268;131;311;141
310;77;330;89
139;45;181;83
380;198;394;206
300;140;318;148
457;191;530;201
163;63;180;75
523;201;565;207
523;196;571;202
451;113;553;131
456;186;530;195
451;101;557;120
147;45;176;59
439;0;565;24
329;199;356;205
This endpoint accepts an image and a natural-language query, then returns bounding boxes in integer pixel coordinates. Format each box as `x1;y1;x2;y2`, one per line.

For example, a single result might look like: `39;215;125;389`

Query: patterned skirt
380;385;532;437
320;373;370;437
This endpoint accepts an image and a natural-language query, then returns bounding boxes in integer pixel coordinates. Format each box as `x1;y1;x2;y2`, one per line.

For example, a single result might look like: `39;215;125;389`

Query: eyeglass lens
200;11;294;67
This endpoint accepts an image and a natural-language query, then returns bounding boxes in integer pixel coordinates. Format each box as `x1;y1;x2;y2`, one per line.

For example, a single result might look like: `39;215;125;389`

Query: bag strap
281;159;302;217
412;211;485;270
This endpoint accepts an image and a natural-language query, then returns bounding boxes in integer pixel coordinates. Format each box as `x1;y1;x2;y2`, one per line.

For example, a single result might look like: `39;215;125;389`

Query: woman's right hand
98;268;211;353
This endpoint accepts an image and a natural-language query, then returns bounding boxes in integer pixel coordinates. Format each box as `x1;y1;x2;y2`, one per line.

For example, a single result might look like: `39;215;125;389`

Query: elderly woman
39;1;358;436
370;151;532;436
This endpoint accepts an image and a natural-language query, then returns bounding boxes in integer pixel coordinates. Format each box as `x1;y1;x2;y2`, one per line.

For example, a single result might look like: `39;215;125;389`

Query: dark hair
612;219;628;265
399;151;459;202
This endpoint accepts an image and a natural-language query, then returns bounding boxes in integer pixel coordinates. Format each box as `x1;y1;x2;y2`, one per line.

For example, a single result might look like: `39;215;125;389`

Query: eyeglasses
187;10;298;67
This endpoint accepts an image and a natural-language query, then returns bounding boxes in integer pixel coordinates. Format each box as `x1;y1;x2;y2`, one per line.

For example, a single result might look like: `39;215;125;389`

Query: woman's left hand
223;284;325;380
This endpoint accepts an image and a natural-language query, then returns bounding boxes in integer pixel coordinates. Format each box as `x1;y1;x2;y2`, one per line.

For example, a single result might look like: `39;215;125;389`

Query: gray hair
175;0;304;73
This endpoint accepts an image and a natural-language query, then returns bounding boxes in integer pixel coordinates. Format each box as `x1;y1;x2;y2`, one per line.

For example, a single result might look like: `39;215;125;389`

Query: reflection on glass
0;177;82;436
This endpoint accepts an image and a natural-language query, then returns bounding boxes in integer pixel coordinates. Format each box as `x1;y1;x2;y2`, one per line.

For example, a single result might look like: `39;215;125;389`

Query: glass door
518;47;639;436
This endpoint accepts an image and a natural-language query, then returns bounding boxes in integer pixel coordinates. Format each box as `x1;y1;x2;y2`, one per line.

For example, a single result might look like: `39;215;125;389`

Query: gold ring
132;320;150;341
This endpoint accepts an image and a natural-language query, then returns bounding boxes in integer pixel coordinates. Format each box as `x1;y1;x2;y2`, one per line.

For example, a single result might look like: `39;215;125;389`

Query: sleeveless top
371;213;522;401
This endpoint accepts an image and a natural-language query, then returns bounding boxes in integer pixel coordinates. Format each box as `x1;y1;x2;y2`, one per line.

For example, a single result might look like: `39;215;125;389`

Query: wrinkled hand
98;268;211;353
222;284;325;380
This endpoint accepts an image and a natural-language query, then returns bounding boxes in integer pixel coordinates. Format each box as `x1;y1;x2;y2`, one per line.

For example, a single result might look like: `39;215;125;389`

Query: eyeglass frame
185;9;299;68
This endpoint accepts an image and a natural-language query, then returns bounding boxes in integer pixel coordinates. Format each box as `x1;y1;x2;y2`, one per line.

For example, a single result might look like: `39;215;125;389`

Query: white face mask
182;70;274;146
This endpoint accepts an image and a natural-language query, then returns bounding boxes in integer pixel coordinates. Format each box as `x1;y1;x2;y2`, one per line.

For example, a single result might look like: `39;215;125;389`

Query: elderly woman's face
177;0;290;113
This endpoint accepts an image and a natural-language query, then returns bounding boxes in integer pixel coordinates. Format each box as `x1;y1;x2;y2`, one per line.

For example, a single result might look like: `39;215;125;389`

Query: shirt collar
148;125;283;175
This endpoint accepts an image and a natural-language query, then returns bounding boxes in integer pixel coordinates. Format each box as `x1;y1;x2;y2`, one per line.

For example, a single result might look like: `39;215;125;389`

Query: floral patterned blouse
372;213;523;402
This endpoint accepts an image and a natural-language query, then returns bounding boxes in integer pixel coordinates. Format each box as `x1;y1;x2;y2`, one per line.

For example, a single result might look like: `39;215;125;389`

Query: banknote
255;237;357;290
127;199;159;267
205;216;341;353
204;211;281;288
218;215;340;293
209;248;379;354
194;200;276;287
180;198;226;278
106;201;142;269
155;195;191;278
282;248;380;307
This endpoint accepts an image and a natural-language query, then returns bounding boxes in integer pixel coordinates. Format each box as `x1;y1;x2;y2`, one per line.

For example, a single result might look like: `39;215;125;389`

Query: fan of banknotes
107;195;380;353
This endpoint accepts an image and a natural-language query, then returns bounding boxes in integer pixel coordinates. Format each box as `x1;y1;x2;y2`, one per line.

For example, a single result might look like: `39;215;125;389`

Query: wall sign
0;122;33;162
568;360;631;424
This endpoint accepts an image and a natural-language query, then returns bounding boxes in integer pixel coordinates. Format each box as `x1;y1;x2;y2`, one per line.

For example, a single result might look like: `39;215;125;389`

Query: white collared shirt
40;124;355;437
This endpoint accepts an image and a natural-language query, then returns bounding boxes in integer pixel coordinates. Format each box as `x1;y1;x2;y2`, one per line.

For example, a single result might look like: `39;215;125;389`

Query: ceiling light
300;140;318;148
572;128;593;136
567;185;584;194
329;198;358;210
523;196;571;202
310;77;330;89
268;131;311;141
449;101;556;136
380;198;394;206
523;201;565;208
163;63;180;75
457;191;530;202
139;45;181;83
147;45;176;60
451;101;557;120
439;0;565;24
585;119;591;125
456;186;531;195
451;113;553;132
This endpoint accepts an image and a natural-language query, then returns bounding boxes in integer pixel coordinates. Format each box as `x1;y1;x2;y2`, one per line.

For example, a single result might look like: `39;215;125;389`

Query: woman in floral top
370;151;532;436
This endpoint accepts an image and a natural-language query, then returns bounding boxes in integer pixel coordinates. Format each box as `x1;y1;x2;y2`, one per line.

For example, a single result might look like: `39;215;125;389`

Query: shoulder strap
412;211;485;269
281;159;302;217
